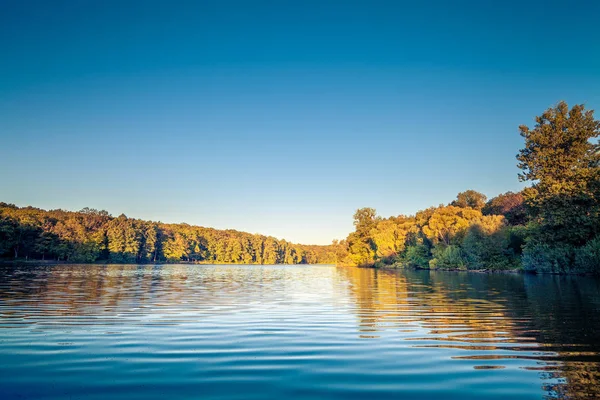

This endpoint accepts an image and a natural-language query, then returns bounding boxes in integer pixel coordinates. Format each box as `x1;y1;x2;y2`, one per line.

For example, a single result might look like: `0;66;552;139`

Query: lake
0;264;599;399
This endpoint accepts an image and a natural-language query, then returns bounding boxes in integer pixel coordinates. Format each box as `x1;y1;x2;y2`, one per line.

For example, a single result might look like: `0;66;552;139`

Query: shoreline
366;264;600;277
0;260;334;266
2;260;597;276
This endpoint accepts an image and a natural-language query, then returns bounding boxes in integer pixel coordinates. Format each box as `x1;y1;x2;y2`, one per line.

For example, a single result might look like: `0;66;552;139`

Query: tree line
0;205;336;264
2;101;598;273
338;101;600;274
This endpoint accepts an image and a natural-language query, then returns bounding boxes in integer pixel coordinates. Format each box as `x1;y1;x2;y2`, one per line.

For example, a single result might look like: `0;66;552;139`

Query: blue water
0;264;599;399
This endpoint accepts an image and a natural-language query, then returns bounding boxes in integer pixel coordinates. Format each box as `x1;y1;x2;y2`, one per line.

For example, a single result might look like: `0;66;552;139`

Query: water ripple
0;264;599;399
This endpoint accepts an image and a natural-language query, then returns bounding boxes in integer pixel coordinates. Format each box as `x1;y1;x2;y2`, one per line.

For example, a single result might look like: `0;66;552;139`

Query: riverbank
366;263;523;274
3;259;597;276
0;259;334;266
366;263;600;276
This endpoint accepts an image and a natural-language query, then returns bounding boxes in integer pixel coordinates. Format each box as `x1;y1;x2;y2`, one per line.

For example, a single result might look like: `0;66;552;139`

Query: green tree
403;241;430;269
106;215;142;263
0;217;17;257
517;101;600;246
429;244;466;270
461;216;513;270
451;190;487;210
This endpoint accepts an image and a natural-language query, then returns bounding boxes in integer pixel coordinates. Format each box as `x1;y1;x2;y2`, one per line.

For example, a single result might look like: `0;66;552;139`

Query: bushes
461;223;518;270
461;225;490;269
522;242;574;273
574;236;600;274
521;237;600;275
507;225;527;256
429;245;466;270
403;244;430;269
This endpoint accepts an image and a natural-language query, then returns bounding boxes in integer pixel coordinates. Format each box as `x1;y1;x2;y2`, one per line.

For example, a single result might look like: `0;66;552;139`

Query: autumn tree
451;190;487;210
0;204;335;265
346;208;379;266
370;216;414;260
421;205;482;245
482;191;526;225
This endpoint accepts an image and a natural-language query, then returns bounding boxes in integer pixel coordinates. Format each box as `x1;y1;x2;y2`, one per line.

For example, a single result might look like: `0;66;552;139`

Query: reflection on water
0;264;599;399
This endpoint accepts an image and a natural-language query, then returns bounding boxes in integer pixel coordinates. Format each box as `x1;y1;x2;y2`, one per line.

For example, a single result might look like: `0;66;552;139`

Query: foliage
517;101;600;246
451;190;487;210
370;216;413;260
344;203;513;270
482;191;527;225
522;242;574;274
421;206;482;245
507;225;527;257
461;218;516;270
341;101;600;275
0;205;336;264
4;101;600;274
346;208;379;266
429;245;466;270
403;243;430;269
574;236;600;274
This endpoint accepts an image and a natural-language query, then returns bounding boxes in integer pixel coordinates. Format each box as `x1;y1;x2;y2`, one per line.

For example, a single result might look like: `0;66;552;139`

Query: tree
0;217;17;257
370;216;414;260
482;191;526;225
262;237;279;264
346;208;380;266
0;204;335;265
421;205;482;245
517;101;600;246
461;216;512;270
451;190;487;210
353;208;379;236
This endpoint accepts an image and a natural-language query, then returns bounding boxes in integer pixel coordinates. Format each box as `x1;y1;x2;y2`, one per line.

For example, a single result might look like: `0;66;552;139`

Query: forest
2;101;599;273
0;205;337;265
337;101;600;274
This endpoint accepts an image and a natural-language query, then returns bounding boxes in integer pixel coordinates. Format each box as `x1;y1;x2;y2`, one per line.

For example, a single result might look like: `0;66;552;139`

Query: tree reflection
336;267;600;399
0;264;599;398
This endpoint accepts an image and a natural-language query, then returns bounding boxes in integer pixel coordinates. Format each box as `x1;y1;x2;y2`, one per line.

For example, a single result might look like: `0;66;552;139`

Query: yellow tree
422;206;482;245
370;216;415;259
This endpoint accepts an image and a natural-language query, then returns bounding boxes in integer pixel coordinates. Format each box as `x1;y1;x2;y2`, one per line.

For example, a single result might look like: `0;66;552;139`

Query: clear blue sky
1;1;599;244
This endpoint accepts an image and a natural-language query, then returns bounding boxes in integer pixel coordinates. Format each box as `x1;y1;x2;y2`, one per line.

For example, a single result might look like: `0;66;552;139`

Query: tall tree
346;208;379;266
517;101;600;245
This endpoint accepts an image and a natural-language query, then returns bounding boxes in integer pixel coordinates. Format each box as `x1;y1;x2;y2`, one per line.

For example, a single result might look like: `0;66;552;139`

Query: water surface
0;264;599;399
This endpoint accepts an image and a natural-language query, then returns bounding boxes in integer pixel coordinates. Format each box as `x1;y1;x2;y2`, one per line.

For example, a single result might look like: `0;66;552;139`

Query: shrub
403;244;430;269
574;236;600;274
461;224;515;270
429;245;466;270
507;225;527;256
522;242;574;273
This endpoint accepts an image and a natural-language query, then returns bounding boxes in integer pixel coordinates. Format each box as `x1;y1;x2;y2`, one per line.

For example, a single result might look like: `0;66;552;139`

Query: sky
1;0;599;245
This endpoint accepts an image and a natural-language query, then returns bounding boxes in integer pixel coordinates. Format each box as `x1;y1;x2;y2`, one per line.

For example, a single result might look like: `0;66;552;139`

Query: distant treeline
336;101;600;274
0;205;336;264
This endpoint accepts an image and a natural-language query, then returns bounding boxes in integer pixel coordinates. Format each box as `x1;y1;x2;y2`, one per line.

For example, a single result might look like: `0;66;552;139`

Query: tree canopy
517;101;600;246
451;190;487;210
0;204;336;265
